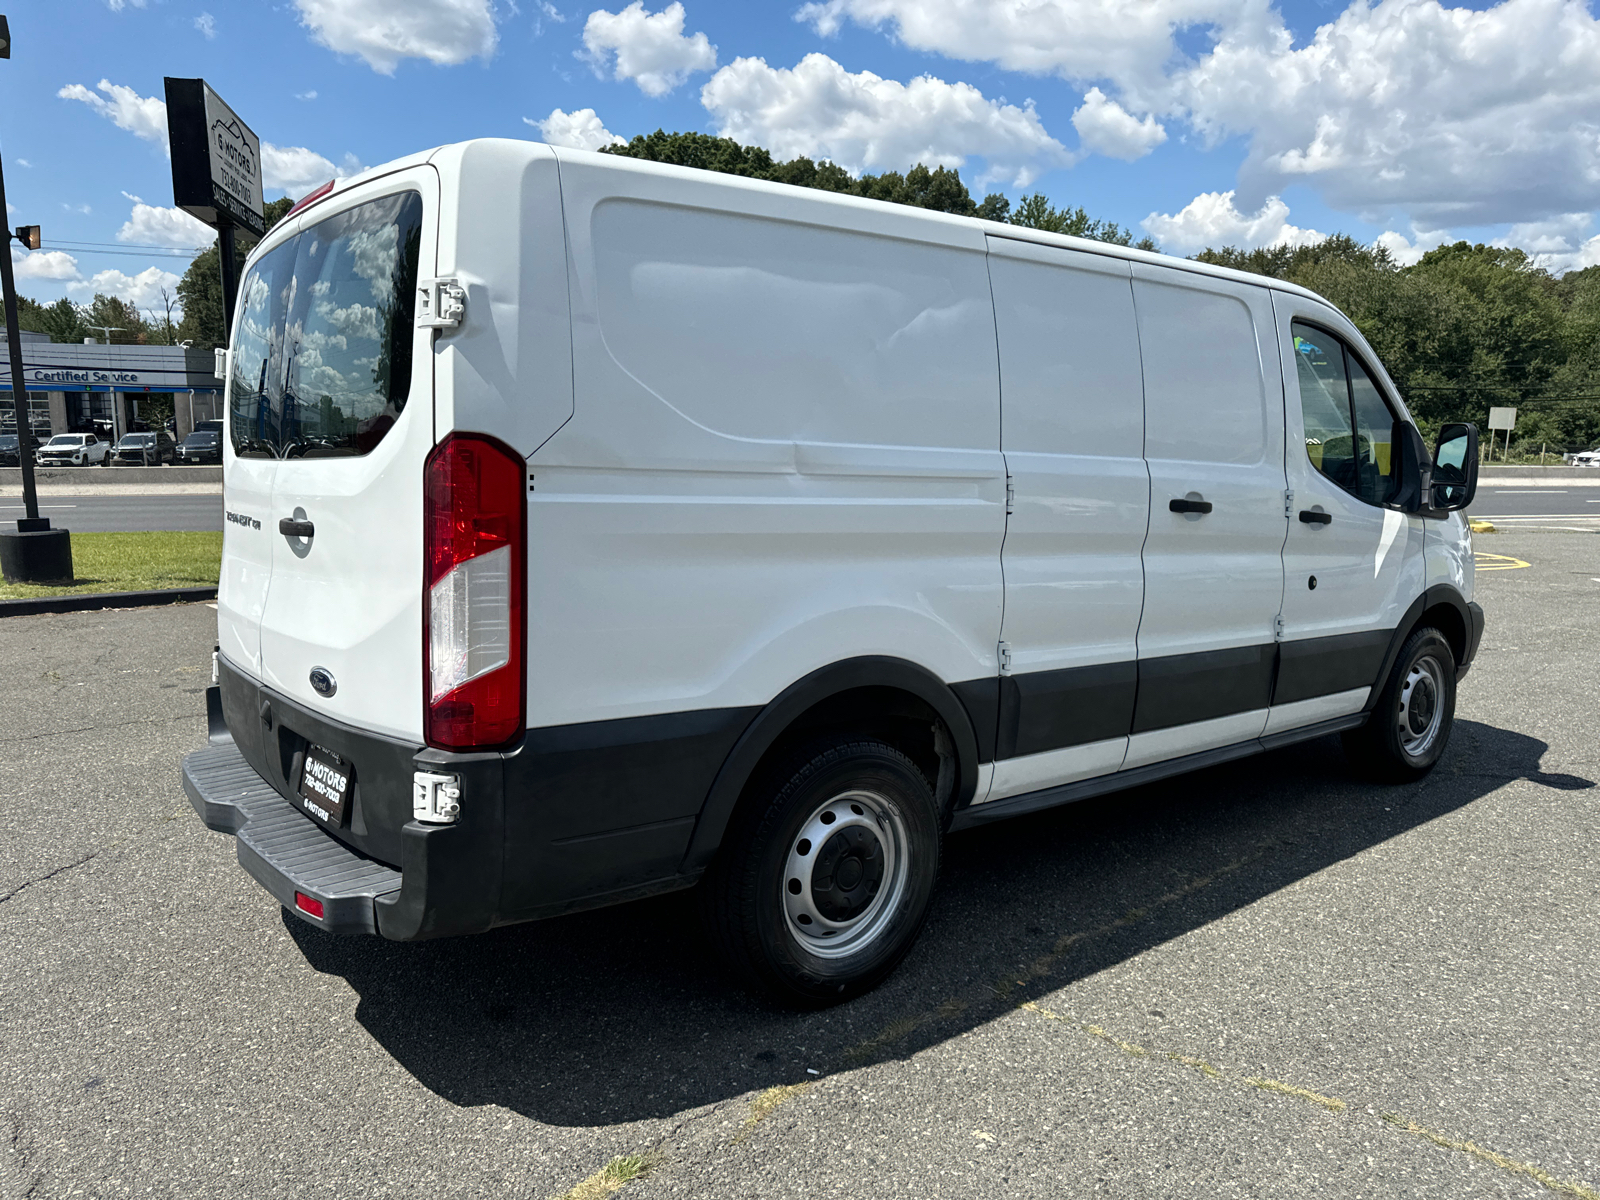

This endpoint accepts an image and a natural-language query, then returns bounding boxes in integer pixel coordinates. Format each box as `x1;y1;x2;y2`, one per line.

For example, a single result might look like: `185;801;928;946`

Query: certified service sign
164;77;266;236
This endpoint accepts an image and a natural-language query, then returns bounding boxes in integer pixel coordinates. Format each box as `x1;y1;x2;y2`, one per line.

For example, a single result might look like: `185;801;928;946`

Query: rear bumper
183;743;402;935
189;658;736;939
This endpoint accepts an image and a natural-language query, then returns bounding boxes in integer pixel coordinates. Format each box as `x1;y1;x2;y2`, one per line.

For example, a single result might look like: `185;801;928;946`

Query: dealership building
0;328;225;441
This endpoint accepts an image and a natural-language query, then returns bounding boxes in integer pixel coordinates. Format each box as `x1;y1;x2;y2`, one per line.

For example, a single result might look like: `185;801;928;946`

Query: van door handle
1298;510;1333;525
278;517;315;538
1169;498;1213;514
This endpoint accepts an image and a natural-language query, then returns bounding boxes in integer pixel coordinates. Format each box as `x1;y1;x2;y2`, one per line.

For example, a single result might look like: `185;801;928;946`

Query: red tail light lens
285;179;336;219
294;892;325;919
423;433;526;749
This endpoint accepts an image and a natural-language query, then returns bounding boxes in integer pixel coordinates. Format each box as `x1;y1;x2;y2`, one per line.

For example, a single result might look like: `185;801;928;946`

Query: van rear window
230;191;423;460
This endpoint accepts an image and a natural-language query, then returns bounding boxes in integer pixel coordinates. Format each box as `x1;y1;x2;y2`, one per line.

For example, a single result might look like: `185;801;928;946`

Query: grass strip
733;1082;811;1143
0;531;221;599
553;1152;656;1200
1380;1114;1600;1200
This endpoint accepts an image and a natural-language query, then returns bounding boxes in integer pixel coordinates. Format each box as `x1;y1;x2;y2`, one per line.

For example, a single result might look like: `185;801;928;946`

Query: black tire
1342;626;1457;782
704;738;941;1008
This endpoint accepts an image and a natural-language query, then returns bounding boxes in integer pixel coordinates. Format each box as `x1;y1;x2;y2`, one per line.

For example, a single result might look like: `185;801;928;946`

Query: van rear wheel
705;739;940;1008
1342;626;1457;782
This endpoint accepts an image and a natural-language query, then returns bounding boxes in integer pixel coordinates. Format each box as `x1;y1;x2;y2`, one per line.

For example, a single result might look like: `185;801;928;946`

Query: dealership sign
165;78;265;237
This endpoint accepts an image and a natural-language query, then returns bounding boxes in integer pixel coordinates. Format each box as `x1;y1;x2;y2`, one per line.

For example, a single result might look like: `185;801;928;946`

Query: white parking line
1486;489;1567;494
0;504;77;510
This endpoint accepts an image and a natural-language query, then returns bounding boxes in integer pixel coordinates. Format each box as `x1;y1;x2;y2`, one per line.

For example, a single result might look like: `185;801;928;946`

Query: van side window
1291;321;1398;506
228;191;423;460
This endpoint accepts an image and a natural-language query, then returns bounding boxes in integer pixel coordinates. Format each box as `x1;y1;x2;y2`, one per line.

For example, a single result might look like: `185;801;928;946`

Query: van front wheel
706;739;940;1007
1342;626;1457;782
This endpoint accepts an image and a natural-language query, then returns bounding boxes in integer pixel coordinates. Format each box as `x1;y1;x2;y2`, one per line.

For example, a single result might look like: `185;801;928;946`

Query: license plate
297;744;352;827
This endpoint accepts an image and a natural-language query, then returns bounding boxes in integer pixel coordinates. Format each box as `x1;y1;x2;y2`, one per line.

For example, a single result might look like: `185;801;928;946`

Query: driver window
1292;321;1399;507
1291;324;1357;492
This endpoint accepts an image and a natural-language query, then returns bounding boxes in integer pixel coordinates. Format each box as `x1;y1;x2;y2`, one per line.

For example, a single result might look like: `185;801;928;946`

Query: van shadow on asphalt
289;718;1589;1128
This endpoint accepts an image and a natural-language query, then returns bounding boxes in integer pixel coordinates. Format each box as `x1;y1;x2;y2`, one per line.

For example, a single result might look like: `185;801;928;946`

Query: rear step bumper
183;743;400;935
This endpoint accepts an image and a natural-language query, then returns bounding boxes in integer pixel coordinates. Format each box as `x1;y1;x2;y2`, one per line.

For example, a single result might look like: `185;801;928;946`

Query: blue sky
5;0;1598;317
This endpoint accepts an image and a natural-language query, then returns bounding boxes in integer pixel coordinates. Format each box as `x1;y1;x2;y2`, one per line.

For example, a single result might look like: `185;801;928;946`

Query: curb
0;585;217;618
1469;520;1496;533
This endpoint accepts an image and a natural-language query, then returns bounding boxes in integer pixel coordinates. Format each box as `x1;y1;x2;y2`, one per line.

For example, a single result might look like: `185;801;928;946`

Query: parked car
177;429;223;464
1573;449;1600;468
193;419;223;435
111;432;178;465
36;433;110;466
183;141;1485;1006
0;434;18;467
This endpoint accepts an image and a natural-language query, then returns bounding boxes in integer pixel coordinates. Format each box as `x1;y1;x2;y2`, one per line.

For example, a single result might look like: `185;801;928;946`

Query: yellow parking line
1475;552;1530;570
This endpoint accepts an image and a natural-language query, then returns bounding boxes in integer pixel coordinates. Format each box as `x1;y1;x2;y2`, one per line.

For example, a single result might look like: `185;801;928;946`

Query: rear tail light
294;892;325;919
285;179;335;219
423;433;526;749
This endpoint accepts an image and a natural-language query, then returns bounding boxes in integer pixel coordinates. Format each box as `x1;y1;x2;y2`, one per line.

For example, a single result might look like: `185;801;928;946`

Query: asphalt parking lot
2;528;1597;1200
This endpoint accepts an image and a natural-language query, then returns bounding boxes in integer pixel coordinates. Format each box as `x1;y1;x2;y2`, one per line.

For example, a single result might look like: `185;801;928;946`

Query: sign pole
218;220;239;334
0;137;41;525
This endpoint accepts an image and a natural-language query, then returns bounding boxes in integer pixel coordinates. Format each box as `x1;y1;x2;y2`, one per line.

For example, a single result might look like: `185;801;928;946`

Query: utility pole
0;13;73;582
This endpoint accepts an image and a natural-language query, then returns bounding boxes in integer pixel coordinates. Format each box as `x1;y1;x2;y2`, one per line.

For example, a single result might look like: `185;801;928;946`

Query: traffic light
14;225;39;250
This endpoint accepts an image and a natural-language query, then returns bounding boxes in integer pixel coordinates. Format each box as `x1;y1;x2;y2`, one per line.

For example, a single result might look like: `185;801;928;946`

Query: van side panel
1125;266;1287;768
524;155;1006;736
431;140;574;457
982;238;1149;802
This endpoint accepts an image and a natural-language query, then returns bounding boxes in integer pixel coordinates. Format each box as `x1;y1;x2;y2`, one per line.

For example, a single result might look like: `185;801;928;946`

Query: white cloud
1178;0;1600;227
195;11;216;38
57;79;169;147
1142;190;1325;254
293;0;498;74
70;267;184;309
59;79;352;199
296;90;319;101
16;159;31;168
1373;227;1451;267
106;0;147;9
795;0;1273;110
11;247;82;282
263;143;352;197
1493;214;1600;274
701;53;1070;187
529;107;626;151
800;0;1600;232
1071;88;1166;161
582;2;717;97
117;204;215;249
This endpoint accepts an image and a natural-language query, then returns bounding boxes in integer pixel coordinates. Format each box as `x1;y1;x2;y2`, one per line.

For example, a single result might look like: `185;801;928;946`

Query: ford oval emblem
309;667;337;698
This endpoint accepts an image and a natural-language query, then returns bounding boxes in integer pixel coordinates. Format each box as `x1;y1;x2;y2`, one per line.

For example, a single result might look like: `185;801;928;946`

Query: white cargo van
183;140;1483;1005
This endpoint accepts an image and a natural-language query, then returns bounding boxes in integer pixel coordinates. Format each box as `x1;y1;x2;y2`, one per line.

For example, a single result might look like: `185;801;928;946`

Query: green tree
15;296;87;342
177;197;295;348
601;130;1146;239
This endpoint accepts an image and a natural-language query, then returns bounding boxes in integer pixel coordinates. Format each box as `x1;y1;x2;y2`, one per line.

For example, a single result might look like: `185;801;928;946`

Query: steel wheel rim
1397;653;1446;758
782;788;910;960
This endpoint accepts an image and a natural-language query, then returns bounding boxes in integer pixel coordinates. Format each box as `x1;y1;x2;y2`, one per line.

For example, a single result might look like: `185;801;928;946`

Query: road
1469;482;1600;533
2;531;1597;1200
0;492;221;532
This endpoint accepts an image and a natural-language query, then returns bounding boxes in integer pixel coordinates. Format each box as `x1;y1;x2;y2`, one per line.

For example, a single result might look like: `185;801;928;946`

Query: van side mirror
1431;423;1478;511
1389;420;1431;512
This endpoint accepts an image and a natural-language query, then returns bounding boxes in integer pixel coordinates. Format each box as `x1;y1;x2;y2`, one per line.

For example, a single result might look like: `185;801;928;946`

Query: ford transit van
182;140;1483;1005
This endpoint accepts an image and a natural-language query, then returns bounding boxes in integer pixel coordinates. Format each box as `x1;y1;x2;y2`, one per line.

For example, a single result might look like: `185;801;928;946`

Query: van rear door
246;171;438;740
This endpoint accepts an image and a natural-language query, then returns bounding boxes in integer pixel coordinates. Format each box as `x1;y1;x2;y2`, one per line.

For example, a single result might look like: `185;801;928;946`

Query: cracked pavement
2;530;1598;1199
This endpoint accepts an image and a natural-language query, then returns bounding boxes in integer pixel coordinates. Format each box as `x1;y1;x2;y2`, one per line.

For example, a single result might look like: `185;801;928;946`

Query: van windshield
229;191;423;460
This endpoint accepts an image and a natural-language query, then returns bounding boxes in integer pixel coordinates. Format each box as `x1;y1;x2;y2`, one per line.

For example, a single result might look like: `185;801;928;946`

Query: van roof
528;141;1332;308
265;137;1335;327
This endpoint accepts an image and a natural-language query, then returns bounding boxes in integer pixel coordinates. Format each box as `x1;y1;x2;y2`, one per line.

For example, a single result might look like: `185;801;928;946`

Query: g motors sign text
164;77;265;236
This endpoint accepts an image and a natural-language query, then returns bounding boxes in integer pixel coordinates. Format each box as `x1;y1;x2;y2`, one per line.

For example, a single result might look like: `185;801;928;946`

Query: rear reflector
423;434;526;749
294;891;325;919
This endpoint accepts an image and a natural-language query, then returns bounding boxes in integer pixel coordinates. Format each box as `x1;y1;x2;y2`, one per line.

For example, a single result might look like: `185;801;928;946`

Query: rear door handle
278;517;315;538
1169;498;1213;514
1298;510;1333;525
